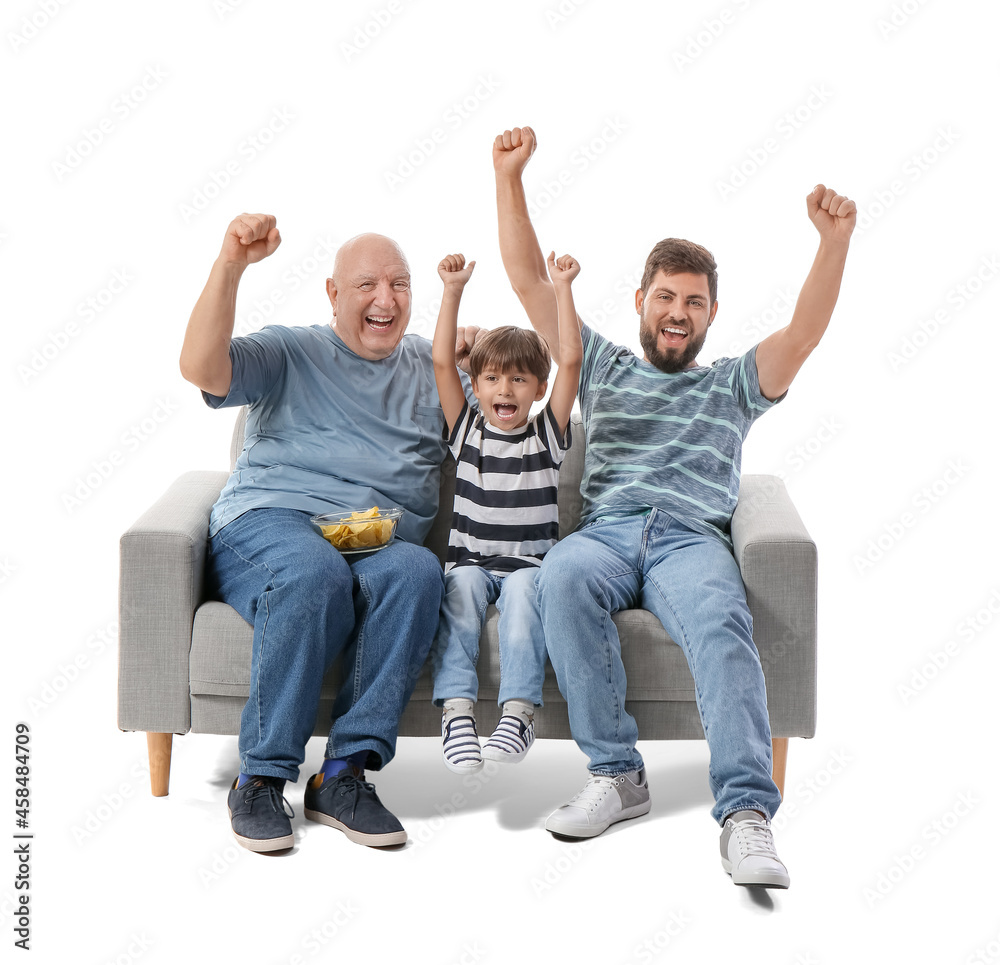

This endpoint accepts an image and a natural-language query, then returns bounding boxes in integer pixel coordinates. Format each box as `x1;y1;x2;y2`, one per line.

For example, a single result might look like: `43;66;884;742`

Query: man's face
327;235;411;360
636;270;718;373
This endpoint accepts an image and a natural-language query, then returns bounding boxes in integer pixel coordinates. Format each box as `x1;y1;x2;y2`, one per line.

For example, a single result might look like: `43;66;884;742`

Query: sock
236;772;285;789
727;809;768;824
442;698;475;721
319;750;369;783
501;698;534;723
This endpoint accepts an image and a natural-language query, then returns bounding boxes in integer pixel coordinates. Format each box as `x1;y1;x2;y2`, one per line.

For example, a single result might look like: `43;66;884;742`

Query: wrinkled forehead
334;234;410;283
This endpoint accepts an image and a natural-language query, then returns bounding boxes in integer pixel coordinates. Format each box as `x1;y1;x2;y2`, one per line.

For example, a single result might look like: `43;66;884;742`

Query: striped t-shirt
446;401;572;574
578;323;781;545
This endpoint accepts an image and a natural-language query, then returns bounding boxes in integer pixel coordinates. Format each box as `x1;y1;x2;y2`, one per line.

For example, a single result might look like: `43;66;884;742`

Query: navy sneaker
304;769;407;847
227;775;295;853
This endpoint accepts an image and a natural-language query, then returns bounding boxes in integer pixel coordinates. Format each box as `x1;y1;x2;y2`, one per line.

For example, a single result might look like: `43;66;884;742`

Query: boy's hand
438;253;476;290
547;251;581;286
807;185;856;245
493;126;536;177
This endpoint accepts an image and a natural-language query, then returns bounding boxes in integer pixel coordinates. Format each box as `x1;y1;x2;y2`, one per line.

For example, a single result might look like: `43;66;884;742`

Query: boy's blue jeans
206;508;444;781
537;509;782;825
431;565;546;707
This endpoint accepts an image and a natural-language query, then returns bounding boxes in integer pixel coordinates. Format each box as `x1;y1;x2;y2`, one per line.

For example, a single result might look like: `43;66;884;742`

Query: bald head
332;233;409;286
326;232;412;360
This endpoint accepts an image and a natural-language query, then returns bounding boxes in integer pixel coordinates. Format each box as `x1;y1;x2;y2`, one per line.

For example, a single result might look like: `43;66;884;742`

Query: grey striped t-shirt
577;324;781;544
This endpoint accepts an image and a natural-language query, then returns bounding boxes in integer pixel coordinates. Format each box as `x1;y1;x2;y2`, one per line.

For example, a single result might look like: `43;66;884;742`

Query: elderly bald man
180;213;452;853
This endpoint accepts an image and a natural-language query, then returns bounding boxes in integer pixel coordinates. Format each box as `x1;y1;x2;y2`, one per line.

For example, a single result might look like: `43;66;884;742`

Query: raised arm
755;185;856;400
494;126;568;362
545;252;584;436
432;253;477;432
179;213;281;397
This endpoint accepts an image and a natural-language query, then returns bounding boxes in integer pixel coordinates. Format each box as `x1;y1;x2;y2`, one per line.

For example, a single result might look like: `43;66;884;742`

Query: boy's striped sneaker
442;714;483;773
481;714;535;763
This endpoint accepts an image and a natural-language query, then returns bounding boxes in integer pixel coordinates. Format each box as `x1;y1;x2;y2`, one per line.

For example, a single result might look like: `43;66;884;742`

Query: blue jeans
431;565;545;707
206;508;443;782
537;510;781;824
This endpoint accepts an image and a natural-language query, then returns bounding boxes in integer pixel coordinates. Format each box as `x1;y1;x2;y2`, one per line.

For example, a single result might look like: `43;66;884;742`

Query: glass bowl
310;507;404;554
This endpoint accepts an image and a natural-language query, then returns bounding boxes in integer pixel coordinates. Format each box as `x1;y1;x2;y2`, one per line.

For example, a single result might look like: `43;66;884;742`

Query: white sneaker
544;769;651;838
720;810;790;888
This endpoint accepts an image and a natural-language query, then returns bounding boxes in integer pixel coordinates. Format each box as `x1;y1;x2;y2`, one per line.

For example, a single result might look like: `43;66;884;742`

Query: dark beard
639;323;707;374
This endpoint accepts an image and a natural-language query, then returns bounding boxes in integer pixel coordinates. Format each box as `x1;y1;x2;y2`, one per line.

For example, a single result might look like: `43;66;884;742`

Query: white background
3;0;999;962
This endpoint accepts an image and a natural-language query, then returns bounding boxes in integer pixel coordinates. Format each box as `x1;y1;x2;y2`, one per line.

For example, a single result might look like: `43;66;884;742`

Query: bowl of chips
311;506;404;554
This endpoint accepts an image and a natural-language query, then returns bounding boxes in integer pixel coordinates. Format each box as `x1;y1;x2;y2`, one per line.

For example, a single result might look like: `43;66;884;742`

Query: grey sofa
118;410;817;797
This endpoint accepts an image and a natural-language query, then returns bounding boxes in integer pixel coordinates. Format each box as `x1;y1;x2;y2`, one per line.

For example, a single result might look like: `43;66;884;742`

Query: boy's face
472;367;547;430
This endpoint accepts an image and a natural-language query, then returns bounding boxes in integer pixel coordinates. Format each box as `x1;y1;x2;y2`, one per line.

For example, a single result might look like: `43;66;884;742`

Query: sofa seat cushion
189;600;697;704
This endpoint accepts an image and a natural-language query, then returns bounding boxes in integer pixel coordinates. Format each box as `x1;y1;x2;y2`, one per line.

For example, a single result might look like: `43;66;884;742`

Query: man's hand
547;251;581;288
807;185;856;245
454;324;482;375
755;184;855;401
181;213;278;396
437;253;476;290
493;126;536;178
220;213;281;269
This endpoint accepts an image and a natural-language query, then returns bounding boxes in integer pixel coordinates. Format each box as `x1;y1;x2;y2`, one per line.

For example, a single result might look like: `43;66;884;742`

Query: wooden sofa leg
147;733;173;797
771;737;788;799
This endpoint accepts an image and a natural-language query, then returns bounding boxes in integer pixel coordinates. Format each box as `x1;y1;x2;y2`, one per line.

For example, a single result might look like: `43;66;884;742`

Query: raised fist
437;253;476;289
547;251;581;286
220;213;281;268
807;186;856;244
493;126;536;177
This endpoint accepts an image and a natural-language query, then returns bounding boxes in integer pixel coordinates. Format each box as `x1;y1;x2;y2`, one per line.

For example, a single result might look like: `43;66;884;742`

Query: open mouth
493;404;518;421
366;314;393;332
660;325;687;345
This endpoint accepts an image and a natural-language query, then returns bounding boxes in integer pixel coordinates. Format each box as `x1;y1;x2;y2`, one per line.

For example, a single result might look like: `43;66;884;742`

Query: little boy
431;250;583;772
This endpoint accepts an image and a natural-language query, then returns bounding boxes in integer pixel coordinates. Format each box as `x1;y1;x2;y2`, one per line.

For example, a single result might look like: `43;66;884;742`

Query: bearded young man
492;126;855;889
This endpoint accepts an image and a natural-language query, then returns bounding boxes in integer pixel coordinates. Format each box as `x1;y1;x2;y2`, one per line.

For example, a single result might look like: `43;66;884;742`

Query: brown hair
641;238;718;305
469;325;551;384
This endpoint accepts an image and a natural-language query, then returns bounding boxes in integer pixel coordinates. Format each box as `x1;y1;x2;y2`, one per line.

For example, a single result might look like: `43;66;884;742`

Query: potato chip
318;506;397;551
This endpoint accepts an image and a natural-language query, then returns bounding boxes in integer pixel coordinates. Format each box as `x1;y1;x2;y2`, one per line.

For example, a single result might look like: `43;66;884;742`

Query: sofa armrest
118;471;228;733
731;474;818;737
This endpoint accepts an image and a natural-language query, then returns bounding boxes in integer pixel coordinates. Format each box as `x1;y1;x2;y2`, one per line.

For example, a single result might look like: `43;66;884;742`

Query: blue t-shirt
578;323;781;544
204;323;447;544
